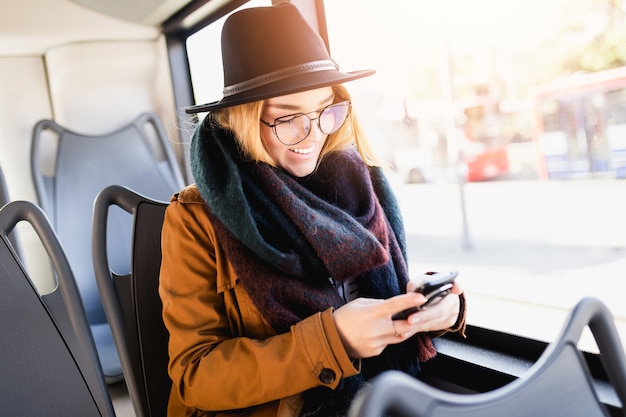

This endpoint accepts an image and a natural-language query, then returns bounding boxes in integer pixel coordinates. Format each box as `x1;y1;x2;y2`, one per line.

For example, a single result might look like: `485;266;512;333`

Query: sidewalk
396;179;626;352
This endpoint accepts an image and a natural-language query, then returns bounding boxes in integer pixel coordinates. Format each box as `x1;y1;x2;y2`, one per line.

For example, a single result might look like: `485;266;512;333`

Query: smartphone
392;270;459;321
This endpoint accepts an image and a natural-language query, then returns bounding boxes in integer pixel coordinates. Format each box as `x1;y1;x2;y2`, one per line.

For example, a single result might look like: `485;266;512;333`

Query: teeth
290;146;314;154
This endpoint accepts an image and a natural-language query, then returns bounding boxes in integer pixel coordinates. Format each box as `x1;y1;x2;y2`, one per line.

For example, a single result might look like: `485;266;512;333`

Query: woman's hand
403;283;463;332
332;284;463;359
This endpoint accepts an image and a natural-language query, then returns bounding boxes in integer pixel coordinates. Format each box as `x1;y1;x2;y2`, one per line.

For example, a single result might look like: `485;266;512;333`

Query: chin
286;164;316;178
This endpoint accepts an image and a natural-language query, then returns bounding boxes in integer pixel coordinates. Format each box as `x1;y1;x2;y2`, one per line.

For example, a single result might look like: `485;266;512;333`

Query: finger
389;319;411;341
405;277;430;293
384;292;427;319
410;294;460;328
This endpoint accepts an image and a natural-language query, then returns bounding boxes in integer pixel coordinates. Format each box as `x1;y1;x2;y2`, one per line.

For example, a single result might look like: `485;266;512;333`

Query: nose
308;116;325;139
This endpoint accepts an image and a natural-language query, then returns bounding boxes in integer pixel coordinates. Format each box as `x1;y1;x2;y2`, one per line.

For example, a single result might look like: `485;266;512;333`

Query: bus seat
349;297;626;417
0;200;116;417
30;111;185;383
0;164;9;209
92;185;171;417
0;164;21;257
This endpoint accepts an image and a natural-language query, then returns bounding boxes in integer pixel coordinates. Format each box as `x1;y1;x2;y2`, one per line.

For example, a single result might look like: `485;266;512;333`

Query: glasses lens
275;115;310;145
319;102;350;134
271;102;351;145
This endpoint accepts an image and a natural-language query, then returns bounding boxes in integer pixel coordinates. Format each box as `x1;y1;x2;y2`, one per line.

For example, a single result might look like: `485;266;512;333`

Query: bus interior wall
0;13;182;288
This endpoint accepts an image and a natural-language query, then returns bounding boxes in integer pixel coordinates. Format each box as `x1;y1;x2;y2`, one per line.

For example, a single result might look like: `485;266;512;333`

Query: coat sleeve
159;188;360;413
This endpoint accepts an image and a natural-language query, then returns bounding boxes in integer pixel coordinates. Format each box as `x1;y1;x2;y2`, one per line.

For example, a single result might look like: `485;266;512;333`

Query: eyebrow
265;93;335;112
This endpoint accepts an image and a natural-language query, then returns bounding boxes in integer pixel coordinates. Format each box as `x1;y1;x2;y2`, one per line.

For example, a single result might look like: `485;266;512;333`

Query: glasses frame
260;101;351;146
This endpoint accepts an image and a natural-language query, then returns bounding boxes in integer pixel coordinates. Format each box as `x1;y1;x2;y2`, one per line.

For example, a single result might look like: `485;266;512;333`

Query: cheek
260;128;281;158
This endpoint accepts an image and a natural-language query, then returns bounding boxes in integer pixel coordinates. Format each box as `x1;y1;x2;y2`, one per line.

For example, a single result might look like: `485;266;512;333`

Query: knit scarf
190;117;435;416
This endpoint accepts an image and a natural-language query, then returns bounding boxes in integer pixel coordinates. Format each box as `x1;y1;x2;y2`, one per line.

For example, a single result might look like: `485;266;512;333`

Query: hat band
223;59;339;97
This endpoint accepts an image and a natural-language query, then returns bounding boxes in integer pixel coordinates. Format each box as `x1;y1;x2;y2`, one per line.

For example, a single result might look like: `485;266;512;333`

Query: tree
553;0;626;73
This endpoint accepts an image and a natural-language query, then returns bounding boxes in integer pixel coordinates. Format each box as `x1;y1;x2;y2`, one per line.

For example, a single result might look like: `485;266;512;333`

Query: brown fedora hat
185;2;375;114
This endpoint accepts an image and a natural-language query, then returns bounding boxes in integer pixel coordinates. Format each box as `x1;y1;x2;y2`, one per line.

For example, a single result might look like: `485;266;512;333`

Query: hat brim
185;69;375;114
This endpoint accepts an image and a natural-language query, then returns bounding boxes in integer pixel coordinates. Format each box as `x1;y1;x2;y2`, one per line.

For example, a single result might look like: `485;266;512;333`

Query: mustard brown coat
159;185;360;417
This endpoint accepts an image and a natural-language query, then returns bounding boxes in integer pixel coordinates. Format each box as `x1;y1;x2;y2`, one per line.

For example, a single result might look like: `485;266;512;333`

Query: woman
159;3;466;417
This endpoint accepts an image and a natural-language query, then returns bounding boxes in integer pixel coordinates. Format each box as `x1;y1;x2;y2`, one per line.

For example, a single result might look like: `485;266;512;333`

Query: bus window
323;0;626;354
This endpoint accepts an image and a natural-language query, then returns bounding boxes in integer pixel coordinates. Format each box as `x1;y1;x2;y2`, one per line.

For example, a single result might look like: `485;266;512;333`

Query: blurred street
394;178;626;352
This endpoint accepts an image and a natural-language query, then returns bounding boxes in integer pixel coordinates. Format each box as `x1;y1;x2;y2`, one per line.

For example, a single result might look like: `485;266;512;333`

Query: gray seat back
31;111;184;381
349;297;626;417
93;185;171;417
0;164;9;208
0;200;115;417
0;164;21;255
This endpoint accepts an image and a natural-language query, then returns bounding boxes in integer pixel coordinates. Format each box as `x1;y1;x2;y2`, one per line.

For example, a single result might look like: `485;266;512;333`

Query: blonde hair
211;85;381;168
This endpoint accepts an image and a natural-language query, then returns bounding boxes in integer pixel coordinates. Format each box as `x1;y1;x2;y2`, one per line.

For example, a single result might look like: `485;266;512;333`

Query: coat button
318;368;336;384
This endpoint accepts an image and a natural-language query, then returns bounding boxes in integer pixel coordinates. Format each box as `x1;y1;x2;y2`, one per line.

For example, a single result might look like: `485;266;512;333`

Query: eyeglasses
260;101;351;146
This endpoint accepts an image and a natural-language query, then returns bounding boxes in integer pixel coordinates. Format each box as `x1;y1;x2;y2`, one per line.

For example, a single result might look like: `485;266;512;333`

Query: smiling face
260;87;335;177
